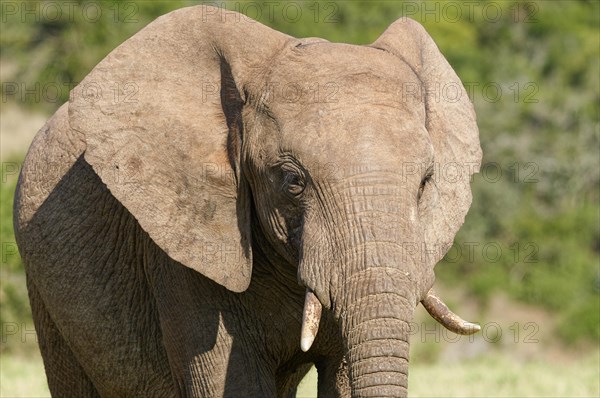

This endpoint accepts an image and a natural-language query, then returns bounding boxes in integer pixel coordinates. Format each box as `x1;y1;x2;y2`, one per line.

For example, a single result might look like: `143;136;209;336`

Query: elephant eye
277;156;308;198
418;174;433;201
284;172;306;196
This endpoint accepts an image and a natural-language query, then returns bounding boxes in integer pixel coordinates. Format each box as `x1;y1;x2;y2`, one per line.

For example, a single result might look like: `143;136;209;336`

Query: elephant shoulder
14;102;86;228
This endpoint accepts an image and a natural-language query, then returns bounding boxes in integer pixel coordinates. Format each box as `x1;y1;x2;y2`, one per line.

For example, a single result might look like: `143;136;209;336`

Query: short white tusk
300;289;323;352
422;289;481;335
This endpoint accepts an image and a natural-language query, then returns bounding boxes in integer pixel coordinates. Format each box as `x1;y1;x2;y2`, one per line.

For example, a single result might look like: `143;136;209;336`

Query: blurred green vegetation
1;0;599;350
0;156;33;354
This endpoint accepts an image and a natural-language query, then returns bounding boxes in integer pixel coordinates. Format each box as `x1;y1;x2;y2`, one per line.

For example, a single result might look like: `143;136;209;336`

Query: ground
2;350;598;397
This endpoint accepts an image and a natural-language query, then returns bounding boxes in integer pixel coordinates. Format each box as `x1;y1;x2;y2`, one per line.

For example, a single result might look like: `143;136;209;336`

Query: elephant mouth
299;288;479;352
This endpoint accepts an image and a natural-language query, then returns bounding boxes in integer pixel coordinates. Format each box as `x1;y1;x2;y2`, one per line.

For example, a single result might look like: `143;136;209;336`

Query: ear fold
69;6;291;292
372;18;482;266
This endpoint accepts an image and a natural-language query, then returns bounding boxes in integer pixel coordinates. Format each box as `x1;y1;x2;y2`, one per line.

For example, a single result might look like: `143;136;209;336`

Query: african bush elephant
14;5;482;397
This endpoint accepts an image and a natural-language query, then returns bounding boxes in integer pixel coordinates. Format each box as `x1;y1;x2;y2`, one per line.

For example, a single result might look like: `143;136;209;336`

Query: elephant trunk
299;178;425;396
335;267;416;398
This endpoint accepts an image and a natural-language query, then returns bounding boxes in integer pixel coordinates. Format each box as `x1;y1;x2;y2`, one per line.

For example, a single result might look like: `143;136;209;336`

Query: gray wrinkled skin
14;6;481;397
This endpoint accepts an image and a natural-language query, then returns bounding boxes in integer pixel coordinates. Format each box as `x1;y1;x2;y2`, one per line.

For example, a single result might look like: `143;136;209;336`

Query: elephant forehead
264;42;424;111
279;105;433;176
254;43;433;177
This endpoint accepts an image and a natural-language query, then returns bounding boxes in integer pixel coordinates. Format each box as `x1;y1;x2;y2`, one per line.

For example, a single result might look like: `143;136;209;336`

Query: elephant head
69;6;481;396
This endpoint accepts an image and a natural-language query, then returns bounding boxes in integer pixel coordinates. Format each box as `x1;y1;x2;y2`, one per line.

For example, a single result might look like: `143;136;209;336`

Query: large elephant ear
69;6;291;292
372;18;482;266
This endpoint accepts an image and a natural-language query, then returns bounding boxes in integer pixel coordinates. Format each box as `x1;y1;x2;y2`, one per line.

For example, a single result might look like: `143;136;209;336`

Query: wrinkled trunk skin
303;174;424;397
335;267;415;397
333;182;421;397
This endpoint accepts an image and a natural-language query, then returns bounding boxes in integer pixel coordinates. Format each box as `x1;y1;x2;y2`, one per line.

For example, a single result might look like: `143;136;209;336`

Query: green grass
0;351;49;398
2;350;597;397
408;352;600;398
297;351;600;397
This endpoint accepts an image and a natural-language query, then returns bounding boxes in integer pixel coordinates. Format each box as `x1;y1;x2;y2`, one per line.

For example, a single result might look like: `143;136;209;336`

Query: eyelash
278;157;307;197
418;173;433;201
283;171;305;196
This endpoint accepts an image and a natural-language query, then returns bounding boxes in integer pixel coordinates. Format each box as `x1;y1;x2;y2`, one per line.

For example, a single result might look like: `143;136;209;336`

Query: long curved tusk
422;289;481;335
300;289;323;352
